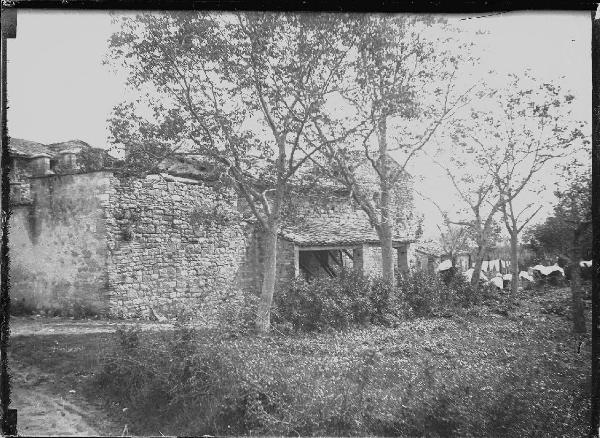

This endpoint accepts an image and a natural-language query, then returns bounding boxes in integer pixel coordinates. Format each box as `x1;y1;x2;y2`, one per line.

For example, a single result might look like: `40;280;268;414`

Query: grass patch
12;332;113;377
11;287;591;437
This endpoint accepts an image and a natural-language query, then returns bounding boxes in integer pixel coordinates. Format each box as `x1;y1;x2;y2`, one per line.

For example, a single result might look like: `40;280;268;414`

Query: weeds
10;298;100;319
274;270;478;332
89;288;590;437
79;281;593;437
10;298;36;316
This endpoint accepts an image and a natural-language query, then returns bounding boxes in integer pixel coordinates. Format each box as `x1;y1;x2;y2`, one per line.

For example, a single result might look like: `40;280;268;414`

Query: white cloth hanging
436;259;453;272
489;276;503;289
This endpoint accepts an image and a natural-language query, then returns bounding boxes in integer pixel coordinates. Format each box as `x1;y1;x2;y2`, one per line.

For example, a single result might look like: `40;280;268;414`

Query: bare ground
9;316;174;436
11;315;174;336
11;362;116;436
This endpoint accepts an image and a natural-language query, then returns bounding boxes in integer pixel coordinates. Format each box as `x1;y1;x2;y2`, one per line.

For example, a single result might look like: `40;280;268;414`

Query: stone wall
10;157;33;203
9;172;113;313
241;227;298;293
9;170;302;318
276;237;298;285
284;190;365;229
362;244;401;276
8;167;416;318
104;174;254;318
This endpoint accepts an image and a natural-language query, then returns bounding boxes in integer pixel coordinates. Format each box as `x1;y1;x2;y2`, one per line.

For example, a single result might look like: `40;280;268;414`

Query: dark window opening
299;249;354;280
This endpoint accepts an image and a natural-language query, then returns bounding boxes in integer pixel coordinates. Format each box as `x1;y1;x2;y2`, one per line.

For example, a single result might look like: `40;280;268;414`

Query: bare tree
432;74;587;296
477;73;588;302
305;15;474;284
107;12;359;332
437;222;471;267
430;156;504;292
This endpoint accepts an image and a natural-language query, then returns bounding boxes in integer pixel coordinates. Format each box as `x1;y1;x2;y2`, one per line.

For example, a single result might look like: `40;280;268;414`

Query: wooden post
397;245;409;276
353;246;364;274
293;245;300;278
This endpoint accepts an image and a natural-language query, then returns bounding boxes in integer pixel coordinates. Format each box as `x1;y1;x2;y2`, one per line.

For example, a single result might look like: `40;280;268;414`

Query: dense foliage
273;270;481;332
524;167;591;333
525;170;592;261
90;285;590;437
273;271;402;331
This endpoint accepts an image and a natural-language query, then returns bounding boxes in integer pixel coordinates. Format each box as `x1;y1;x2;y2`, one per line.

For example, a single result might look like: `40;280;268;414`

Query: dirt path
9;316;174;436
10;361;121;436
11;315;174;336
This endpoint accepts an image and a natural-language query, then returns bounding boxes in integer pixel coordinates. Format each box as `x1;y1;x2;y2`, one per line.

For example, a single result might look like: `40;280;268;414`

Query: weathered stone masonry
104;174;252;317
10;172;113;314
9;171;298;317
10;168;416;317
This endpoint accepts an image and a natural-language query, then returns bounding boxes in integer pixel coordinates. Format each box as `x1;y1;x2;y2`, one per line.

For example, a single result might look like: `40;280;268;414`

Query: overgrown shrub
273;270;406;331
10;298;36;316
539;293;571;317
396;270;476;317
11;299;99;319
369;276;409;326
274;270;479;331
94;324;233;433
448;274;481;308
396;270;446;317
91;313;589;437
176;288;259;334
68;301;100;319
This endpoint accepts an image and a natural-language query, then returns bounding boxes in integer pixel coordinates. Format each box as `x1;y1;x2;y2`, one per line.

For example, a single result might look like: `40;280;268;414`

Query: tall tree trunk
379;179;394;283
380;220;395;284
509;230;519;305
255;135;286;333
377;116;395;284
570;231;586;334
570;261;586;333
470;245;486;292
255;223;278;333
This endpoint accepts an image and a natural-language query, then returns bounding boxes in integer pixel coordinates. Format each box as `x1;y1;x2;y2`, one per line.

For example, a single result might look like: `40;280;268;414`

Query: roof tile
9;138;54;158
280;217;413;247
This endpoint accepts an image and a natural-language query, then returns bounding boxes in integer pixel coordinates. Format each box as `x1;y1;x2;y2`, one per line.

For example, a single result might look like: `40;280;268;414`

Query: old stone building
8;138;417;318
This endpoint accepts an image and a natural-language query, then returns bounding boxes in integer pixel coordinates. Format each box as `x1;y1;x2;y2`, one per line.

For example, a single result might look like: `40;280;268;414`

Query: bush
176;288;259;334
91;317;589;437
448;274;481;308
274;270;479;331
94;326;397;436
369;276;409;326
273;270;406;332
10;296;100;319
94;324;234;434
396;271;444;317
396;271;476;317
10;298;36;316
539;293;571;317
68;301;100;319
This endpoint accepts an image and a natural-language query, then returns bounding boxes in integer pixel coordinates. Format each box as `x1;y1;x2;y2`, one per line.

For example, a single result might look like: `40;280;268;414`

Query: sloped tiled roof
158;156;220;181
300;154;412;194
47;140;92;154
8;138;54;158
9;138;96;158
280;218;414;247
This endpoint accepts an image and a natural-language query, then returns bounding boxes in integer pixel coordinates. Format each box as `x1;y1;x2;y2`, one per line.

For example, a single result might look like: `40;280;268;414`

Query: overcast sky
6;10;592;238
